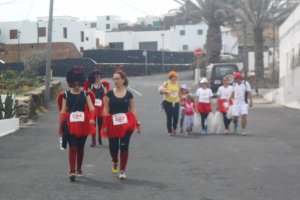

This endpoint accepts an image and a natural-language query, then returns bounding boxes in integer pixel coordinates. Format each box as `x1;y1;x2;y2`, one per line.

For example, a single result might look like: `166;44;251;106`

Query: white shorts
232;102;249;116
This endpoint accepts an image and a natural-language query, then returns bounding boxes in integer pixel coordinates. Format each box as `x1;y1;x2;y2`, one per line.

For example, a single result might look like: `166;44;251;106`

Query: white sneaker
241;130;247;136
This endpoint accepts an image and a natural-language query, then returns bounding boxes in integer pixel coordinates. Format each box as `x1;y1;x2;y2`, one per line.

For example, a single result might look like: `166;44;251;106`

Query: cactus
0;91;17;120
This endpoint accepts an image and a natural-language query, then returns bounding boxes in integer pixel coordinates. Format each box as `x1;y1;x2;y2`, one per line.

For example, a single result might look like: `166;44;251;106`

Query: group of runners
159;71;253;136
57;67;252;182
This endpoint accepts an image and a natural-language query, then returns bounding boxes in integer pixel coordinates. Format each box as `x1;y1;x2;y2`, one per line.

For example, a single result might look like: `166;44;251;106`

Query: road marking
128;86;143;96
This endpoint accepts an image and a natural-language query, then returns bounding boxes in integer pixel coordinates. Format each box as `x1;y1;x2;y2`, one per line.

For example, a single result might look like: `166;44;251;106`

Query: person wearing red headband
102;70;141;180
88;70;110;147
230;72;253;135
58;66;95;182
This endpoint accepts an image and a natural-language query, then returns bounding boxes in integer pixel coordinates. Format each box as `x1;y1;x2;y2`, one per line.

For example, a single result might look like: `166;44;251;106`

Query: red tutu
217;99;233;113
101;112;137;138
95;105;104;117
197;102;211;113
66;110;96;138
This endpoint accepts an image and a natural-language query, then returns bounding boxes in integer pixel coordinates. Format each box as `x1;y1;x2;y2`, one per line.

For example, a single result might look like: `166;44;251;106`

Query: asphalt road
1;71;300;200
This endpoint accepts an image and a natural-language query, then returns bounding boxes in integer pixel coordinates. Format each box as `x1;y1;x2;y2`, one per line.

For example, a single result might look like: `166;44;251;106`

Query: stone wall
15;80;61;123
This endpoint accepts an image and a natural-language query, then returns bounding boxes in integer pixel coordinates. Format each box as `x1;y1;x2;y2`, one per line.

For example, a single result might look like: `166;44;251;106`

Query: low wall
264;87;300;110
15;80;61;123
0;118;19;137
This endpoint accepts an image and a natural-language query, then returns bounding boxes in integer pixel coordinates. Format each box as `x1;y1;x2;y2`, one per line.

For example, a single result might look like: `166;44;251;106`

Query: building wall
275;4;300;109
97;15;121;31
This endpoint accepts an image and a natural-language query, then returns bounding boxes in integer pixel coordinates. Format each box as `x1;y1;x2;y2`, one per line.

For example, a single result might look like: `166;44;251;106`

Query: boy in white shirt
230;72;253;135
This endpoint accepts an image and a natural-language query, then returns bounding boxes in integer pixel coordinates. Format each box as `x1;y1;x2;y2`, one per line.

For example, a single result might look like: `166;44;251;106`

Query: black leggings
163;101;180;133
222;112;232;129
109;132;132;154
68;135;87;148
200;113;209;129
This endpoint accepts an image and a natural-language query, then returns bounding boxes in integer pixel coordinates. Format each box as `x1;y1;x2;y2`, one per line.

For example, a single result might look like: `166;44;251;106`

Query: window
96;38;100;48
63;27;67;38
91;23;97;28
197;29;203;35
80;47;84;53
106;24;111;30
180;30;185;36
106;16;110;21
139;42;158;50
10;29;18;39
38;27;46;37
86;37;89;41
80;31;84;42
182;45;188;51
109;42;124;50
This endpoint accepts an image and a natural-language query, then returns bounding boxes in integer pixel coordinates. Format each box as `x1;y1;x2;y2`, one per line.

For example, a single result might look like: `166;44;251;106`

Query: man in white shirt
230;72;253;135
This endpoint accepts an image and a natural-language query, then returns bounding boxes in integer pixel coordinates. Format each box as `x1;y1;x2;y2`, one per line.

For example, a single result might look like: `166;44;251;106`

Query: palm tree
220;0;300;87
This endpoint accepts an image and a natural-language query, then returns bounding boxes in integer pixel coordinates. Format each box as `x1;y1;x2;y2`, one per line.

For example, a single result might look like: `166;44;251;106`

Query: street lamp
161;33;165;73
17;30;21;63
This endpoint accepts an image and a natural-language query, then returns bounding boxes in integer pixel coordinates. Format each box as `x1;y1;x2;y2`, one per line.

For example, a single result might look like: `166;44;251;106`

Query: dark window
182;45;188;50
80;31;84;42
198;29;203;35
91;22;97;28
63;27;67;38
86;37;89;41
109;42;124;50
139;42;158;50
10;29;18;39
106;24;111;30
180;30;185;36
106;16;110;21
38;27;46;37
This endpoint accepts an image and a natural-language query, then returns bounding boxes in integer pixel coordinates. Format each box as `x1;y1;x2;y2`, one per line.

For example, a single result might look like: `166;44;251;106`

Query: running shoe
69;173;76;182
90;143;96;147
241;130;247;136
119;171;128;180
224;129;229;134
173;129;177;135
77;169;84;177
201;129;207;134
112;163;119;174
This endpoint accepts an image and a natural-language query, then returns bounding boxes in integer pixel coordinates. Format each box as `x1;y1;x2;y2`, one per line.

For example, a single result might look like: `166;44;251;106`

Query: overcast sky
0;0;181;22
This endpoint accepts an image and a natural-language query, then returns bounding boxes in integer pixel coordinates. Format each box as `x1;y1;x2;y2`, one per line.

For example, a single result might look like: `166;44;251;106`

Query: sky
0;0;181;22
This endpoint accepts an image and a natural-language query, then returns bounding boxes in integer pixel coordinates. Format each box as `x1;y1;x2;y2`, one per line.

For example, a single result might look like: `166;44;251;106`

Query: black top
91;84;106;100
63;91;88;112
106;90;133;114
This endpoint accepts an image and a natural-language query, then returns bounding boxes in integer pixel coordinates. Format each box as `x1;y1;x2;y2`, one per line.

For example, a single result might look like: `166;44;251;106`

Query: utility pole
45;0;54;107
161;33;165;73
243;23;248;80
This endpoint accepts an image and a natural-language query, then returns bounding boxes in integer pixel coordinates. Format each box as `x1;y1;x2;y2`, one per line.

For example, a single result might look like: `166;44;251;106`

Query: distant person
159;71;181;136
183;94;195;135
179;84;189;133
230;72;253;135
217;77;233;134
102;70;141;180
88;70;110;147
195;78;213;134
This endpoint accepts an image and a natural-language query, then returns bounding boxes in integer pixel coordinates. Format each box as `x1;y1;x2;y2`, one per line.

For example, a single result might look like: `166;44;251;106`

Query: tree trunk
253;26;264;88
206;20;222;64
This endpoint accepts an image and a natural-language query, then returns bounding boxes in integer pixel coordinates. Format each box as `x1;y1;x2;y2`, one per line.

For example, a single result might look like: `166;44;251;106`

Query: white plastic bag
207;112;214;134
193;113;201;133
212;111;225;134
226;106;233;119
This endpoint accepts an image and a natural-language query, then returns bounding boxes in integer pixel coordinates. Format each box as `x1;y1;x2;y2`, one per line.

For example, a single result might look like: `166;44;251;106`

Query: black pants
200;113;209;130
109;132;132;154
68;135;87;148
163;101;180;133
222;112;232;129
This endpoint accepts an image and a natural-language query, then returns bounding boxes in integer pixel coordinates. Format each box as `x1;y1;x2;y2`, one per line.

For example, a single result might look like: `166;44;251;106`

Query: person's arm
194;90;199;113
102;96;109;134
129;98;141;134
247;82;253;107
86;95;95;125
159;82;170;95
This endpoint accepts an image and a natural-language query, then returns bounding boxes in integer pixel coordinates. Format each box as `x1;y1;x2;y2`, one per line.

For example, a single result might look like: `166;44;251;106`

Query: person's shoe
119;171;128;180
201;129;207;134
112;162;119;174
169;132;174;136
241;130;247;136
90;143;96;147
77;169;84;177
98;138;103;145
224;129;229;134
69;173;76;182
173;129;177;135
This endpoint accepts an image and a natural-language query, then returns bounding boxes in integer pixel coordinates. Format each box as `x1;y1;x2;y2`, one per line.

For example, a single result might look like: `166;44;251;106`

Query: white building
265;4;300;109
105;22;238;54
0;16;106;52
136;16;163;28
96;15;130;32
